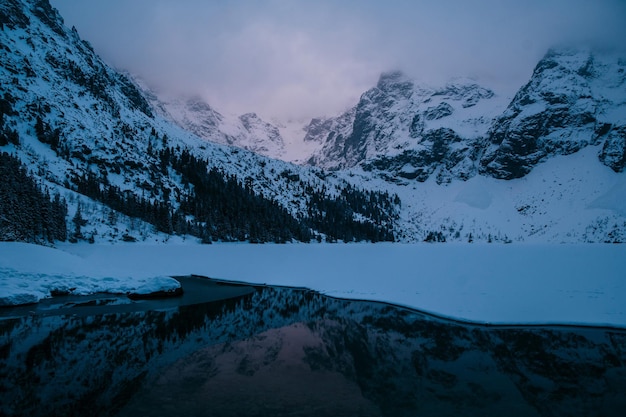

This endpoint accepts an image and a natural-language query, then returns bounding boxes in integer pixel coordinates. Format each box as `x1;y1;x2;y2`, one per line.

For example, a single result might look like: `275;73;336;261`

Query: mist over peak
49;0;626;122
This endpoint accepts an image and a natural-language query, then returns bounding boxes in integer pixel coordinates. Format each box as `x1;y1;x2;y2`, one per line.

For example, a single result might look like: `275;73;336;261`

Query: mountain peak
481;45;626;179
377;70;407;83
376;70;414;93
239;112;259;121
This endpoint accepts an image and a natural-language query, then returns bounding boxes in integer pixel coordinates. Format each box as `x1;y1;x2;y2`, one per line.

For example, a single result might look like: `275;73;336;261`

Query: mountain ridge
1;0;625;244
303;47;625;184
132;77;291;160
0;0;398;244
305;71;509;184
138;47;625;186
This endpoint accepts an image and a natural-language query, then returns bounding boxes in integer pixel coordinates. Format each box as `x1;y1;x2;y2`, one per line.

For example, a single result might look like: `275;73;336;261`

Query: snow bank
589;175;626;217
0;243;180;306
2;241;625;328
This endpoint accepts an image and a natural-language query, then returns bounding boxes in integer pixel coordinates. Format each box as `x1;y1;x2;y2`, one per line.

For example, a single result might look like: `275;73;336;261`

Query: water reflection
1;278;625;416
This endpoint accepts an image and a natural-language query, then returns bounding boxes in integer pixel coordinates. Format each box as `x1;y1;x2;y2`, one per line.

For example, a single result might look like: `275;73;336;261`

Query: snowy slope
323;145;626;243
271;117;321;163
378;145;626;243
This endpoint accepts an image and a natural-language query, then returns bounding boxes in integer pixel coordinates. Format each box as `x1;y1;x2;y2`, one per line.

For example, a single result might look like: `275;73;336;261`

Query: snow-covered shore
0;242;181;306
1;241;625;328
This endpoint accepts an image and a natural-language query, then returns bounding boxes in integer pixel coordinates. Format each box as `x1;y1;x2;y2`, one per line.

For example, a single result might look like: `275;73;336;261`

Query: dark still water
1;276;625;417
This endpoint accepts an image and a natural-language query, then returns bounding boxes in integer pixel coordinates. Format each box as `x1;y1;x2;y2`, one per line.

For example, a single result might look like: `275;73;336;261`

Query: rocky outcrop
599;125;626;172
480;47;626;179
306;71;502;182
362;128;477;183
304;108;355;168
424;102;454;120
237;112;284;154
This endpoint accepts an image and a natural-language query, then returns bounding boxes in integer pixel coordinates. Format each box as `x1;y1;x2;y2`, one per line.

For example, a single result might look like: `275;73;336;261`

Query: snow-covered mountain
0;0;397;244
291;48;626;243
305;71;509;183
481;46;626;179
138;83;289;159
307;48;625;185
1;0;625;244
140;82;322;164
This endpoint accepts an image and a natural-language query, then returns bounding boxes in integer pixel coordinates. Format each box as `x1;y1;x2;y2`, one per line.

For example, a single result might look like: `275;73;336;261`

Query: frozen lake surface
2;241;625;327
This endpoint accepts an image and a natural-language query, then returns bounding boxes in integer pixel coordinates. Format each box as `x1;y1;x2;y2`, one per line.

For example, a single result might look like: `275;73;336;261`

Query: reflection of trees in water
1;285;625;417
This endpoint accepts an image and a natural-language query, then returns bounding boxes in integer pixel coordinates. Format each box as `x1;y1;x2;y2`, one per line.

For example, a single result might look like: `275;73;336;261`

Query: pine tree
72;204;87;240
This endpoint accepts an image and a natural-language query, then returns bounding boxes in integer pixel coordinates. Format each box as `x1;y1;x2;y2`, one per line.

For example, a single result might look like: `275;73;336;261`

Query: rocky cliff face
481;47;626;179
303;107;356;168
306;48;626;184
305;71;506;183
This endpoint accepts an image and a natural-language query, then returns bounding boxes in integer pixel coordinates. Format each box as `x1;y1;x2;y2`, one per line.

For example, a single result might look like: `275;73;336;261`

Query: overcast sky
50;0;626;121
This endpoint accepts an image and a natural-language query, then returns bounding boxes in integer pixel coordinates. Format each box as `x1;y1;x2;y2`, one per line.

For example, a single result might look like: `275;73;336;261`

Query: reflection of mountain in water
2;284;625;416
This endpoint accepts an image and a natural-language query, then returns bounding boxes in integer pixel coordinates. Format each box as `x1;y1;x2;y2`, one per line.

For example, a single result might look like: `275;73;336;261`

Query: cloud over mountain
50;0;626;121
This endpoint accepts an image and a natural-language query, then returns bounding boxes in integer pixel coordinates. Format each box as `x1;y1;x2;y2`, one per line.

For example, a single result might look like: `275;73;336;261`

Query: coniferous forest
0;152;67;243
68;146;397;243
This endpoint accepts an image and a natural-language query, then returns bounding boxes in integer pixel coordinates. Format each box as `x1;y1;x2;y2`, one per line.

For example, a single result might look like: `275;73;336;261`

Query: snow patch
588;176;626;216
453;178;493;209
0;243;181;306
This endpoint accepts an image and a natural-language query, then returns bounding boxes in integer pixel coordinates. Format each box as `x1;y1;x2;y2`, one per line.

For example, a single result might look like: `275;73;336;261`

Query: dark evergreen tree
71;204;87;240
0;93;19;146
34;114;60;151
424;231;446;242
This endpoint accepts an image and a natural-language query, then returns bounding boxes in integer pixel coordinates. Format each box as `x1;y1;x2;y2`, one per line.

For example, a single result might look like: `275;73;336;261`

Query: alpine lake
1;275;625;417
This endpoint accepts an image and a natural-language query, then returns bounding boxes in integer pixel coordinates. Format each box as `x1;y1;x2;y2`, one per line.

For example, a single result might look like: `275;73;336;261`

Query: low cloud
51;0;626;121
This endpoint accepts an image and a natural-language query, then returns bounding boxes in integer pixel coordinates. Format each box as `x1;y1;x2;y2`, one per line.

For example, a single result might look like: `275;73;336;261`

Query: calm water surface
1;276;625;416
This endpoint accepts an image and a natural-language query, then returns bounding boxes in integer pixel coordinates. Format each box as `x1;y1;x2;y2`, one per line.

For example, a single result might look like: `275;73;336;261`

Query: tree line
306;184;397;242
